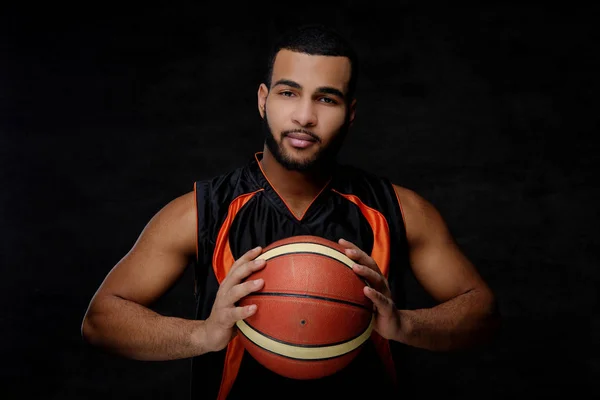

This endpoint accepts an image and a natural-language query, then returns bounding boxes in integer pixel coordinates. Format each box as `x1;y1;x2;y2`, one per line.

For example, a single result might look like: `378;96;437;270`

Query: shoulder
150;190;197;237
195;161;255;203
164;190;196;217
391;184;430;216
122;190;198;259
391;184;448;245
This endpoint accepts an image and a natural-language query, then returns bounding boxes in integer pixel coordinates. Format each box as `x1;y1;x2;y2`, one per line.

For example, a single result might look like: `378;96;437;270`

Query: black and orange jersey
191;152;410;399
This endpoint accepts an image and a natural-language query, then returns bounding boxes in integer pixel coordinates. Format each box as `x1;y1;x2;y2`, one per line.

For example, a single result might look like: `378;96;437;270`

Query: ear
348;98;357;126
258;83;269;119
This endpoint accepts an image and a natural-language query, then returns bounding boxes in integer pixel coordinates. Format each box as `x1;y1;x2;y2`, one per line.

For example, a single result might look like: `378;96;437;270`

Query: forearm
81;295;211;361
395;289;500;351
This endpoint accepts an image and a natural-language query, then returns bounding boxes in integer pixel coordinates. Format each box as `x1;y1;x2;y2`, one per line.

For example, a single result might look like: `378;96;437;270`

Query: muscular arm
81;191;212;361
393;185;500;351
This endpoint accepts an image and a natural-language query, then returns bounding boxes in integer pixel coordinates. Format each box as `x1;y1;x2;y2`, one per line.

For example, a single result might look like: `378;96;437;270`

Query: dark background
2;2;598;399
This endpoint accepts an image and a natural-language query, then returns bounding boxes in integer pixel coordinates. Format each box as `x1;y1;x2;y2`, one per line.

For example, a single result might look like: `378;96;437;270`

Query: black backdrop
2;3;598;399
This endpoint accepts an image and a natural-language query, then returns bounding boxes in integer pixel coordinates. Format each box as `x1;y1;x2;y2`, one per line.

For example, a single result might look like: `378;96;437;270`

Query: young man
82;24;500;399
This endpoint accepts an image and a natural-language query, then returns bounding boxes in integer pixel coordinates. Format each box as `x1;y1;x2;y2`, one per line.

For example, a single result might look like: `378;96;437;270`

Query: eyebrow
273;79;346;100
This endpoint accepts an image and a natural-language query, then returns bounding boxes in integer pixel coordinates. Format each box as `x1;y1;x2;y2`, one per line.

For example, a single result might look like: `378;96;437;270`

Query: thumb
364;286;394;317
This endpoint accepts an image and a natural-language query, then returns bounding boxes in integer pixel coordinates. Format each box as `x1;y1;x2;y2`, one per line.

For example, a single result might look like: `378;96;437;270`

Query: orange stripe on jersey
331;190;391;276
332;189;397;386
212;189;264;283
212;189;263;400
217;336;244;400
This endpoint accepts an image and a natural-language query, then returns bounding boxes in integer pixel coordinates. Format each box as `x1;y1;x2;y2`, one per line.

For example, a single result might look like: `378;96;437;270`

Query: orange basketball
236;235;374;380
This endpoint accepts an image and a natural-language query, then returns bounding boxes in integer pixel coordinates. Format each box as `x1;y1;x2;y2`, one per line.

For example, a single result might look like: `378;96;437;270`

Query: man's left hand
338;238;401;341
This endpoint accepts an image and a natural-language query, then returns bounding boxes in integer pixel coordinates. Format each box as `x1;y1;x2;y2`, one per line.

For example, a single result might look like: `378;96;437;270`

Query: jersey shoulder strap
193;179;212;300
192;158;257;299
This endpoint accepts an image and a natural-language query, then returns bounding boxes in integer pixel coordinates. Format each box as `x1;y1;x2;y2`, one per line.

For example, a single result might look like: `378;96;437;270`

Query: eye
319;97;338;105
280;91;295;97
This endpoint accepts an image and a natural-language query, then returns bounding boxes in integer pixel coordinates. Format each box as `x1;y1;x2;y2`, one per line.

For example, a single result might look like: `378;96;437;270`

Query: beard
262;109;350;173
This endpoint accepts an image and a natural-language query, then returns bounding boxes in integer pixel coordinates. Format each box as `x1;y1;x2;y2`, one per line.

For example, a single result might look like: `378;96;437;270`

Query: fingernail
254;279;263;286
352;264;361;270
254;246;262;251
248;305;257;312
255;259;265;265
347;249;357;256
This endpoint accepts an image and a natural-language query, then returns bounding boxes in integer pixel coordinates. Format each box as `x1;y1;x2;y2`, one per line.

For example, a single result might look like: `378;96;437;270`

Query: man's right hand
204;246;266;352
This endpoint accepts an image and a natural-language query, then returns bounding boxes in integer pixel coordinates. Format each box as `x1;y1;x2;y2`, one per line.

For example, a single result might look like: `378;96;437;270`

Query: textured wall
2;3;598;399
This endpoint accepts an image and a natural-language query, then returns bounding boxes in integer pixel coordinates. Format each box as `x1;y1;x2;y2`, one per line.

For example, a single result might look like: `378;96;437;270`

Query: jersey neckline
248;151;335;222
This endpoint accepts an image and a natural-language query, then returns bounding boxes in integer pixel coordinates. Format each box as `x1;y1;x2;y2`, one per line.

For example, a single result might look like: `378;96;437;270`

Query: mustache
282;129;320;143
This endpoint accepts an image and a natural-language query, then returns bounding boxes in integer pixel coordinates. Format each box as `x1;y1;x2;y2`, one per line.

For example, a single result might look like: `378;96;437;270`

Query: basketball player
82;24;500;399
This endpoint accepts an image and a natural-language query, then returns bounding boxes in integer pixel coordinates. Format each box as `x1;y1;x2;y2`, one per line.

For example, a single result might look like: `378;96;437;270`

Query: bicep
93;191;197;307
395;185;489;303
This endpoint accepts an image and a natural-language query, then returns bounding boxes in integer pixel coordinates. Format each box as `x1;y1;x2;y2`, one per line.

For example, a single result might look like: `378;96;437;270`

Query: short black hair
264;24;359;100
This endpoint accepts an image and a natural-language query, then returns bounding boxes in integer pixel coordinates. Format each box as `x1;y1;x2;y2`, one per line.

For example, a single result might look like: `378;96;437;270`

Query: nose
291;98;317;127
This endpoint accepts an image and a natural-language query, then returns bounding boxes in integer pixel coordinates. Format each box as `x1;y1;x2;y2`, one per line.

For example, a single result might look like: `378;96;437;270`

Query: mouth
285;137;316;149
284;132;318;149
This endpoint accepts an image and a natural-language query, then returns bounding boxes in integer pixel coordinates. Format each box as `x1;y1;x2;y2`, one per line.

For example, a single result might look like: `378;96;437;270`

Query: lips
285;132;317;142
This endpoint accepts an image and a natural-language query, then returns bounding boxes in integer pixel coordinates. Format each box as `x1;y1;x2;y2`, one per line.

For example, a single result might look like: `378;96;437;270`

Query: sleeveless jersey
190;152;410;399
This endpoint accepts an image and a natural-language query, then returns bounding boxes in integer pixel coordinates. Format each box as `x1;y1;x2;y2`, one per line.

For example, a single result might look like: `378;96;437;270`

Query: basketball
235;235;374;380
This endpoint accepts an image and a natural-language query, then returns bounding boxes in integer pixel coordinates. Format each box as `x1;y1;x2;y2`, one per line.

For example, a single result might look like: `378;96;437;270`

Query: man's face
258;49;356;172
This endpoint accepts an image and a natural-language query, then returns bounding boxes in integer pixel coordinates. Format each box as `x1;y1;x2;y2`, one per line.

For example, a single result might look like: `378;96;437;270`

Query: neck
259;146;333;201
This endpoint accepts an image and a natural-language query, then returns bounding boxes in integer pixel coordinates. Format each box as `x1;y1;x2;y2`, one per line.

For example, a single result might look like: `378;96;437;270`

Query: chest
227;191;376;259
